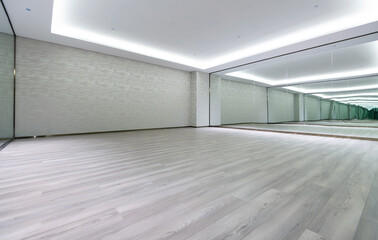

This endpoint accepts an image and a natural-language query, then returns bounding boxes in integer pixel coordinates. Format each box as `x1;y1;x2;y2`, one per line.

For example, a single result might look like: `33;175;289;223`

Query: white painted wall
190;72;209;127
210;75;222;126
321;100;332;120
340;104;349;120
305;96;321;121
0;33;14;139
350;105;357;119
268;88;295;123
221;79;267;124
294;93;304;122
332;102;341;119
15;37;192;137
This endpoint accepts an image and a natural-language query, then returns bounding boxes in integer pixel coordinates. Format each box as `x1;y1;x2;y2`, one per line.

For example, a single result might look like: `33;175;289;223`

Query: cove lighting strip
227;68;378;87
284;82;378;94
314;92;378;99
342;100;378;103
51;0;378;69
331;97;378;102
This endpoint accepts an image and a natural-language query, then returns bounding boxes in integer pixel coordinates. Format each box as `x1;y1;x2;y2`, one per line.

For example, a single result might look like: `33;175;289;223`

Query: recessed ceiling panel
51;0;378;69
227;39;378;86
0;3;13;34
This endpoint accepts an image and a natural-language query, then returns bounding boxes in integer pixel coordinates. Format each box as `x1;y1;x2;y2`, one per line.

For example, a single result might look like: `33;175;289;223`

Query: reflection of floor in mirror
222;123;378;140
0;128;377;239
0;139;10;147
285;119;378;128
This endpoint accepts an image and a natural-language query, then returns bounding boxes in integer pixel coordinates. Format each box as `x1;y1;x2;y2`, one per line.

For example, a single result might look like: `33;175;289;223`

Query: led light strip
51;0;378;69
284;83;378;94
314;92;378;99
331;97;378;102
341;100;378;103
227;68;378;87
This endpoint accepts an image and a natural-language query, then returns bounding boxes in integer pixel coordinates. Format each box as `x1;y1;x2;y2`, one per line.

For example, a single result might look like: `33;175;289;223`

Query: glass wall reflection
0;3;15;147
210;34;378;140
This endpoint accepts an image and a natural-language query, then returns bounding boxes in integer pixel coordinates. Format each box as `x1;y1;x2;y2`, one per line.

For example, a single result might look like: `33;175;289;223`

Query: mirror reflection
0;2;15;147
210;34;378;140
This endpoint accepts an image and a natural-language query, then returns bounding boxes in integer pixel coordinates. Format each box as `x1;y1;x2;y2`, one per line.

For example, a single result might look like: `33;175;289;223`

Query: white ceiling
0;3;13;34
238;41;378;82
3;0;378;71
314;89;378;110
284;76;378;94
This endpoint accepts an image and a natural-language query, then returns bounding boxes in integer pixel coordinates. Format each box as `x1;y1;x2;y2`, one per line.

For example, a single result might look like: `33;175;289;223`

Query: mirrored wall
210;33;378;140
0;2;15;148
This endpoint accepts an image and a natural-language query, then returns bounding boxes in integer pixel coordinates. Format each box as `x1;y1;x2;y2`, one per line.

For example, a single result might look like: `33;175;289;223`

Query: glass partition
0;2;15;148
210;33;378;140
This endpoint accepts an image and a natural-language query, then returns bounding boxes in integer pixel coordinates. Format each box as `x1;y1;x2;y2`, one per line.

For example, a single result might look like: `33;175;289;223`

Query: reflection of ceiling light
333;99;378;110
227;68;378;86
225;72;273;85
314;92;378;99
331;97;378;102
284;84;378;94
51;0;378;69
343;100;378;103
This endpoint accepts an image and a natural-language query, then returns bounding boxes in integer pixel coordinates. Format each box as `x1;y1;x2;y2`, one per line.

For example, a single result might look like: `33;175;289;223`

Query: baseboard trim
15;126;192;139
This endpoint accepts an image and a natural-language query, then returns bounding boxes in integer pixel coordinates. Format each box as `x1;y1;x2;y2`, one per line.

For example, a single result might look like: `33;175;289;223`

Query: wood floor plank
308;154;377;240
0;128;377;240
298;229;327;240
188;188;292;240
242;184;333;240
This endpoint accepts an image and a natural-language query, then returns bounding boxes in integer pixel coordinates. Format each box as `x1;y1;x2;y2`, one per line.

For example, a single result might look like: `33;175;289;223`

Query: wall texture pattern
0;33;14;139
15;37;192;137
221;79;267;124
268;88;295;123
321;100;331;120
305;96;321;121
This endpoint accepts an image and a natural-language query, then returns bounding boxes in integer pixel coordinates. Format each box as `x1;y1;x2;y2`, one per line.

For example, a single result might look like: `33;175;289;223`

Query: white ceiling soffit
226;40;378;86
3;0;378;72
283;76;378;94
0;3;13;34
313;89;378;99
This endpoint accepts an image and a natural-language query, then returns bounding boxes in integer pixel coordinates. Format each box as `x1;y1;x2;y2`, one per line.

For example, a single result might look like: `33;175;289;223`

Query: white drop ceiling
2;0;378;71
230;41;378;84
0;3;13;34
284;76;378;94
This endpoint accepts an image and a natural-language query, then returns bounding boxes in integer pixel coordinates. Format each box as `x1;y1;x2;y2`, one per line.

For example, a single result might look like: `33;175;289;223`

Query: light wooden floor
0;128;377;240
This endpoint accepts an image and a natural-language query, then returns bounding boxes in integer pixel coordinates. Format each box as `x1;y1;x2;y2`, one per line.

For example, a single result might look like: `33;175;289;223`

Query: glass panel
0;3;15;148
210;33;378;140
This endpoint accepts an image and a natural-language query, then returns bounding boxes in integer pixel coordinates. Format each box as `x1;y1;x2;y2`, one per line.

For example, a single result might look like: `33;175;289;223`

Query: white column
210;74;222;126
294;93;304;122
190;71;209;127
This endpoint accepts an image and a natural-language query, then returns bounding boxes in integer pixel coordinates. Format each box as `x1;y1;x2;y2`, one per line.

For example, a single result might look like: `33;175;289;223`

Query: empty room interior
1;1;378;240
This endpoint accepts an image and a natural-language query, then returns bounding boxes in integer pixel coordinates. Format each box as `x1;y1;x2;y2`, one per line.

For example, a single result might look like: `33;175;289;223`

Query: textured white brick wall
15;37;192;137
339;104;349;120
305;96;321;121
321;100;332;120
349;105;356;119
221;79;267;124
0;33;14;139
268;88;295;123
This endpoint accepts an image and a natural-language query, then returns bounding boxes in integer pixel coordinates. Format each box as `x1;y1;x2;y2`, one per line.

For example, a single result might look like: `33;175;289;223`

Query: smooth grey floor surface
223;122;378;139
0;128;377;240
